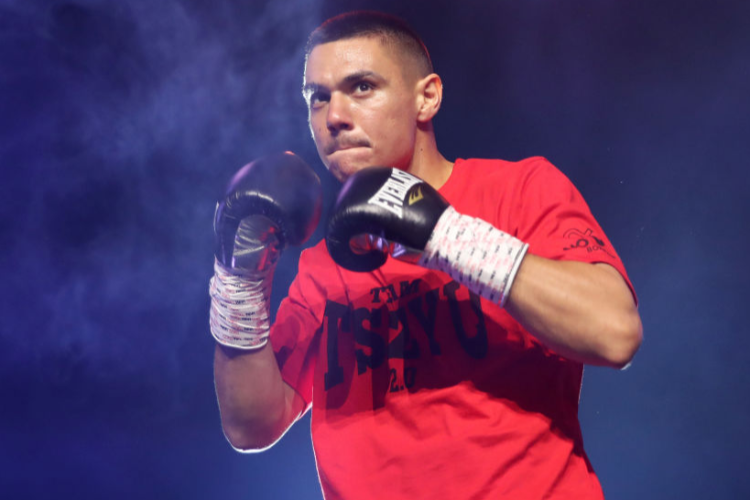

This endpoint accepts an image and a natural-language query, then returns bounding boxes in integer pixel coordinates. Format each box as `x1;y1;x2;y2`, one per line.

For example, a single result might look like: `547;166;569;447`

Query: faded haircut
305;11;434;79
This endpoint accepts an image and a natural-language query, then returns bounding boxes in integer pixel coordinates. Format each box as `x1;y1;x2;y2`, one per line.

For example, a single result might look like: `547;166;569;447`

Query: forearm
214;343;296;451
324;168;642;368
209;153;320;450
504;254;642;368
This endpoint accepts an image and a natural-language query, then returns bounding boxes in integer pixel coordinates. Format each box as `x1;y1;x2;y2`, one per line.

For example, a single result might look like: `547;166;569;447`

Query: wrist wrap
209;259;273;349
418;206;529;307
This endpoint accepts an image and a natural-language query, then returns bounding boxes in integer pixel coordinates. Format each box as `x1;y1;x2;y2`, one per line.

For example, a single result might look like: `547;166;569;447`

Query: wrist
419;206;528;306
209;258;273;350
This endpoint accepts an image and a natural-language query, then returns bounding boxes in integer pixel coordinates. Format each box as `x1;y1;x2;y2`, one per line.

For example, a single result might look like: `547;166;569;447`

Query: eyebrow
302;71;381;97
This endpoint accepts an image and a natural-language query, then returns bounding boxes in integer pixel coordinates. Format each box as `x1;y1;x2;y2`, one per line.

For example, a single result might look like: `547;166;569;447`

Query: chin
328;159;372;183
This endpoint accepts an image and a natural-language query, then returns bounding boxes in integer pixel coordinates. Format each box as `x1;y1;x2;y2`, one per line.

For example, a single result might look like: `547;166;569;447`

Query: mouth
326;140;370;155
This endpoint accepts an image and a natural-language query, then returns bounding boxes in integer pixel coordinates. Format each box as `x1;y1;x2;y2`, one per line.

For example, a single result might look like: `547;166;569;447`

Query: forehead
304;36;403;86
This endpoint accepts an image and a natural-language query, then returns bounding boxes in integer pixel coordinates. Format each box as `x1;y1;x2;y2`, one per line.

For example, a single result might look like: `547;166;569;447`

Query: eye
353;81;373;94
308;91;329;109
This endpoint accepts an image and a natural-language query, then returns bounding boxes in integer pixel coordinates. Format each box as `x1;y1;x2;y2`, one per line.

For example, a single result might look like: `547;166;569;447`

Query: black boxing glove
210;152;322;349
327;167;529;306
214;152;322;271
326;167;448;271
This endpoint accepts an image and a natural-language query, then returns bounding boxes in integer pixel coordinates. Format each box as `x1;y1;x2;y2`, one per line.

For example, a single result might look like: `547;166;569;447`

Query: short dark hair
305;11;433;78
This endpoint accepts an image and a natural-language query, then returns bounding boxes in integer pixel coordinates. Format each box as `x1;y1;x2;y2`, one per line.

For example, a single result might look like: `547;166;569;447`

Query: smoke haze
1;0;749;498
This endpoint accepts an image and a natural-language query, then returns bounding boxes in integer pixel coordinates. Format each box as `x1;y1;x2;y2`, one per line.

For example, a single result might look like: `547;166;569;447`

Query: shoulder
454;156;562;182
297;239;351;291
447;156;568;196
298;238;336;274
283;239;341;309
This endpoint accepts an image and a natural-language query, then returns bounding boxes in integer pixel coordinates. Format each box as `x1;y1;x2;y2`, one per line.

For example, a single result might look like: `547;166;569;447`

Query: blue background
1;0;749;498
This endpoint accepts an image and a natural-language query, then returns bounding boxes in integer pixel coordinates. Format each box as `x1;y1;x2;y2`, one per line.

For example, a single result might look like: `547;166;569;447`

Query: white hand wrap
209;259;273;350
419;206;529;307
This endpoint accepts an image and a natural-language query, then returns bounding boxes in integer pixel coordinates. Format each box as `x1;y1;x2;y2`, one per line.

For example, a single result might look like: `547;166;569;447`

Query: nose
326;92;352;134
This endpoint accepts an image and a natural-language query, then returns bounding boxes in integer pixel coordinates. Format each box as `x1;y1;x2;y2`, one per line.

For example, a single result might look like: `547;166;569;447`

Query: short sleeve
513;157;637;302
270;247;328;410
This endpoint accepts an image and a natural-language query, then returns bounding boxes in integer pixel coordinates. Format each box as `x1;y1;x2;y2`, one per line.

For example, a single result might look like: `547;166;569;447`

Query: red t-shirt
271;157;635;500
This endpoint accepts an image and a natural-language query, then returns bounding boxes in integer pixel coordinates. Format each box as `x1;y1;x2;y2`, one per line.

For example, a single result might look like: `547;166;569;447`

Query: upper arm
513;158;638;303
271;246;330;415
594;262;638;307
284;381;308;424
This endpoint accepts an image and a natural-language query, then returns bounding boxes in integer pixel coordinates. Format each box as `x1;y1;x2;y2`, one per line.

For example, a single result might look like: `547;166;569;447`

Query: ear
415;73;443;123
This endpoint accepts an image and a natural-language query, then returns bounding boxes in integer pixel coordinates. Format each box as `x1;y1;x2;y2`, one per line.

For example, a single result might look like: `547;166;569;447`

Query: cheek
309;117;327;149
368;103;414;143
381;110;416;155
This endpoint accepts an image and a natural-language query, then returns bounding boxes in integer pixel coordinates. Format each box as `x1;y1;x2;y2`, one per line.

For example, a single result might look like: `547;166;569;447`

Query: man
210;11;642;499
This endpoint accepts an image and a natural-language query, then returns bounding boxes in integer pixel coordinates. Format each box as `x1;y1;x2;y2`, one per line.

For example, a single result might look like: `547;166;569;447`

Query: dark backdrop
1;0;749;498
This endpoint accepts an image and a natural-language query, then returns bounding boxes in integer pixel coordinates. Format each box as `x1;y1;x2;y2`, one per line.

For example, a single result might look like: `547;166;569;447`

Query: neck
405;125;453;190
